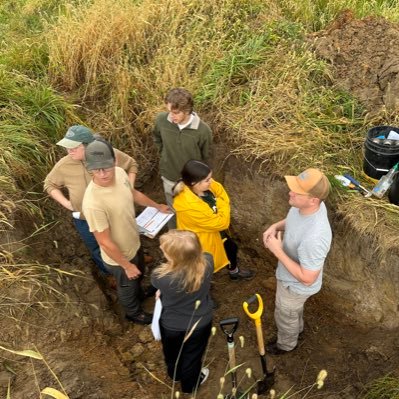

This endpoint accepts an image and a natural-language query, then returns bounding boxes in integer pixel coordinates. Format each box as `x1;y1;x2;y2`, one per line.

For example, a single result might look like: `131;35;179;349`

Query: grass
362;375;399;399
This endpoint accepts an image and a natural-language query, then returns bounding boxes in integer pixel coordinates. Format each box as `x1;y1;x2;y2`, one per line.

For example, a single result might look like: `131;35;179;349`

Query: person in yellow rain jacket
173;160;254;280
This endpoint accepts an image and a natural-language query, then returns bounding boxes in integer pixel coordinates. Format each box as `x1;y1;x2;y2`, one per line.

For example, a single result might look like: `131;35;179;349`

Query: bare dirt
311;10;399;112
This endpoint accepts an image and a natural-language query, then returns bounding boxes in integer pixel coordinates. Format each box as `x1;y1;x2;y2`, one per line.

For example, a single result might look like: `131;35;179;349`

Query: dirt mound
311;10;399;112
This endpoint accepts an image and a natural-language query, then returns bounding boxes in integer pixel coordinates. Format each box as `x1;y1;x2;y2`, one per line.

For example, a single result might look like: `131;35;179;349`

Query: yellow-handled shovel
243;293;275;394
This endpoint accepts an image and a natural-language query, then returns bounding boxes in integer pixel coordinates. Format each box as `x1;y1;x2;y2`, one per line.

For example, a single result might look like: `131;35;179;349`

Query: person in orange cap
263;168;332;355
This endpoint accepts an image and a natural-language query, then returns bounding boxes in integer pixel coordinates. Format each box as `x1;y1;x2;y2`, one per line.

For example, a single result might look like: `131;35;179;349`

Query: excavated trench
2;144;399;399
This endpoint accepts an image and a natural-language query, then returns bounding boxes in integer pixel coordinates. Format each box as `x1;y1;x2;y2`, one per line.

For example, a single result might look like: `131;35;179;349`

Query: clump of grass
362;375;399;399
0;68;77;194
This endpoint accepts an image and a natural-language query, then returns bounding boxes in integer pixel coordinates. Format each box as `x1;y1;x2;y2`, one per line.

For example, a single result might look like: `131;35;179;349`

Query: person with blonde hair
151;230;213;393
173;159;254;280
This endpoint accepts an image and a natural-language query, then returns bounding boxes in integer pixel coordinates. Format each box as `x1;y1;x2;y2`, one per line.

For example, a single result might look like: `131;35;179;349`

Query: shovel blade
257;370;275;394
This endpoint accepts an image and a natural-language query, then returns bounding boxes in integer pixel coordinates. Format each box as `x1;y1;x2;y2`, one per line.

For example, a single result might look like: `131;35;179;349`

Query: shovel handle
220;317;239;387
243;294;265;355
243;293;263;326
220;317;239;338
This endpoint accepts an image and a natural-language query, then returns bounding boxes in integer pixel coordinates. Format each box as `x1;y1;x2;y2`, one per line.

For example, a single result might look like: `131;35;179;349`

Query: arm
264;231;320;286
114;149;138;188
44;164;74;210
153;116;163;153
132;189;171;213
263;219;286;243
93;228;141;279
49;188;74;211
128;172;137;188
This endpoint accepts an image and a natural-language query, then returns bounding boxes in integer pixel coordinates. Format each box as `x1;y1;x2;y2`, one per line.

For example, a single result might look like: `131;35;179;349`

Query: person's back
151;230;213;394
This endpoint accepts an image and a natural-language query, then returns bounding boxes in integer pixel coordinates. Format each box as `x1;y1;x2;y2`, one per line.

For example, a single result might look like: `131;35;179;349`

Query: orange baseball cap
285;168;330;200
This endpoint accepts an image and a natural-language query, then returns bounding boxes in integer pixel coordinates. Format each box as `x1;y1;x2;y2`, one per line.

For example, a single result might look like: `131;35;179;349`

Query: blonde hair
155;230;207;293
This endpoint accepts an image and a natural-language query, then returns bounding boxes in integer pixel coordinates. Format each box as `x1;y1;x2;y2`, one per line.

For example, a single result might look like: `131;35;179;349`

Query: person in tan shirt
44;125;138;275
83;138;169;324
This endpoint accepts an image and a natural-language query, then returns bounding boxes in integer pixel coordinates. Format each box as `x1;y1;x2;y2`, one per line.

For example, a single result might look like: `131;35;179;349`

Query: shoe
229;268;255;281
199;367;209;385
126;311;153;325
266;342;297;355
268;332;304;346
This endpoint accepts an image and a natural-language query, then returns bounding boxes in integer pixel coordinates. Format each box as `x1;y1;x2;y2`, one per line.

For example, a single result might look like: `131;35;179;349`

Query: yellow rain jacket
173;179;230;272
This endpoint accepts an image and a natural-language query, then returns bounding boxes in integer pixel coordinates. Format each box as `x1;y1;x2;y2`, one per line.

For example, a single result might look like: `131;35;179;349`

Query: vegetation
362;375;399;399
2;0;399;397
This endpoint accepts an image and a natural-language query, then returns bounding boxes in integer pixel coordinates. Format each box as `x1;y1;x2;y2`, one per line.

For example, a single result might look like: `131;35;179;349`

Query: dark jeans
160;321;212;393
103;248;145;317
73;218;109;275
224;237;238;271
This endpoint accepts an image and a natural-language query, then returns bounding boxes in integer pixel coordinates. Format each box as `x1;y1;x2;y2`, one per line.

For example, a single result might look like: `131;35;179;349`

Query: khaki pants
275;280;311;351
161;176;176;229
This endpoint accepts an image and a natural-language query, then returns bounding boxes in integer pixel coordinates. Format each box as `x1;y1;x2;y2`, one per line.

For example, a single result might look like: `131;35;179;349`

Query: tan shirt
82;167;140;265
44;149;138;218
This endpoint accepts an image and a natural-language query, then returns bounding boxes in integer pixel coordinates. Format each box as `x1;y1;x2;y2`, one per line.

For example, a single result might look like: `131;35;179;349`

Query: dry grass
42;0;399;252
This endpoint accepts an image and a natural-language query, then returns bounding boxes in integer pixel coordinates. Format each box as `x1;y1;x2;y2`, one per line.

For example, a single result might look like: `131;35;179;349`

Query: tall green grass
0;69;76;191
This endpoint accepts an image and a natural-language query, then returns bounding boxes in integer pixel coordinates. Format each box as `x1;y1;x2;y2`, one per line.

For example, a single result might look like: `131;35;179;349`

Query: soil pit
2;154;399;399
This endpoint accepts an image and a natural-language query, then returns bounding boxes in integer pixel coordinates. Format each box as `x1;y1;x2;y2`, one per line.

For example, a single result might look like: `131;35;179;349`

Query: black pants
160;321;212;393
224;237;238;271
103;247;144;317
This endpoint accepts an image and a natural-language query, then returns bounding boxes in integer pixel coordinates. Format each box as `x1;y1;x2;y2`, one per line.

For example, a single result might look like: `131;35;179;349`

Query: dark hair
181;160;211;187
164;88;194;114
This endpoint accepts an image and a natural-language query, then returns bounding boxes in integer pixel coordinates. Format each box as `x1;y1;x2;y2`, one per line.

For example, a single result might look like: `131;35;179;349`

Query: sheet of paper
136;207;173;238
151;298;162;341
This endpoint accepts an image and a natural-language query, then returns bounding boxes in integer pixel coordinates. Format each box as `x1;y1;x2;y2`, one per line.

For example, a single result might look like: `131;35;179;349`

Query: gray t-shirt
276;202;332;295
151;253;214;331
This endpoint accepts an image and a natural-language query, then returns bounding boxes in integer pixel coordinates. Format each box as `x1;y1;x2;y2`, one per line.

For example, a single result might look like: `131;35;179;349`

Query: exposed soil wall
216;147;399;329
311;10;399;112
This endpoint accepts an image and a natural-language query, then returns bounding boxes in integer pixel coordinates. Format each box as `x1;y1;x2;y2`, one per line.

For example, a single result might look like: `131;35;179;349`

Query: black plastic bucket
363;125;399;179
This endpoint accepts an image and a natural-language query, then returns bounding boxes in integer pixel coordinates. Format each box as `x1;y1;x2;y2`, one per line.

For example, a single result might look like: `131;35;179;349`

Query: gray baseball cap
85;139;115;171
57;125;94;148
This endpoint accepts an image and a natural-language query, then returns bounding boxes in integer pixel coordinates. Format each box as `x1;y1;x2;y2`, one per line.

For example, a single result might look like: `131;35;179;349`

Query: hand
125;262;142;280
156;204;172;214
263;224;277;246
264;230;283;255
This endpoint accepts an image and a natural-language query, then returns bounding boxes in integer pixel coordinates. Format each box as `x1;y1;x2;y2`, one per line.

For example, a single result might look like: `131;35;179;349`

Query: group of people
44;88;332;394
